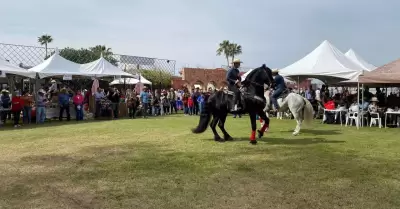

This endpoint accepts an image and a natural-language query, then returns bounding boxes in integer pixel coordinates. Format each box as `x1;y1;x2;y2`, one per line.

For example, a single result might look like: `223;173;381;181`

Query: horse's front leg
249;112;257;144
257;110;270;138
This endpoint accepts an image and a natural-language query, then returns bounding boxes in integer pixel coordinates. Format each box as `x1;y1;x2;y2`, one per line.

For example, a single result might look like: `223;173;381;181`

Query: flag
135;73;144;93
91;79;99;95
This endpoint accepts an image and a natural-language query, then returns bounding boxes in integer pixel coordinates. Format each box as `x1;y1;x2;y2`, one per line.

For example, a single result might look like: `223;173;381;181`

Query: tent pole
361;83;364;128
357;81;360;128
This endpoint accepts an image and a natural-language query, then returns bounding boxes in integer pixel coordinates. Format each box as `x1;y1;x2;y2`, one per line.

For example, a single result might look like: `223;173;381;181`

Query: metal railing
0;43;176;89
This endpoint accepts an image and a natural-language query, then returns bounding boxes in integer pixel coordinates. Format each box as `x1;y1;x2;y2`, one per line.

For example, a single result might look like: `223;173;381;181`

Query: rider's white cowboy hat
370;97;379;102
51;79;57;83
272;68;279;73
232;59;242;63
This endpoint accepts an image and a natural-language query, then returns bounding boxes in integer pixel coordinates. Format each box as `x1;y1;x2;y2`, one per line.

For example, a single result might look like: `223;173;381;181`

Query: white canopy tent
28;48;88;79
0;57;36;78
279;40;364;84
81;56;134;78
241;68;295;84
110;77;152;85
340;49;376;84
80;56;135;78
345;49;376;72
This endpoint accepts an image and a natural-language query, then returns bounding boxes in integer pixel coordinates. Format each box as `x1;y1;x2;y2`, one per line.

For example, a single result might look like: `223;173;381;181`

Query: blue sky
1;0;399;70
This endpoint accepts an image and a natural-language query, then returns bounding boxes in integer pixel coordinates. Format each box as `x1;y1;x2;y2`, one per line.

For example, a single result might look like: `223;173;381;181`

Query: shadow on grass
0;116;163;131
228;137;345;145
283;129;342;136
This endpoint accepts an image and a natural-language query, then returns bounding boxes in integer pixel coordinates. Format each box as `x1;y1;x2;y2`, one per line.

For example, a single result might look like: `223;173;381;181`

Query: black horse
192;65;274;144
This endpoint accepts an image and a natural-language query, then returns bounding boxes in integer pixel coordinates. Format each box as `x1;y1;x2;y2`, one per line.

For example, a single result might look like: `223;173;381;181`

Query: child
73;90;84;121
188;96;194;115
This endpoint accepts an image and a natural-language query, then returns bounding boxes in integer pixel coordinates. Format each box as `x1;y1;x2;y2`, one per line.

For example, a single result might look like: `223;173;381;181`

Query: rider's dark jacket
274;74;286;91
226;67;241;86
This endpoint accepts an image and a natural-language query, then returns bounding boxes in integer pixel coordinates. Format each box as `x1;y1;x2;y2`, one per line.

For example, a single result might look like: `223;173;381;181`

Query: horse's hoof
224;136;233;141
214;136;224;142
249;140;257;145
257;130;264;139
292;132;299;136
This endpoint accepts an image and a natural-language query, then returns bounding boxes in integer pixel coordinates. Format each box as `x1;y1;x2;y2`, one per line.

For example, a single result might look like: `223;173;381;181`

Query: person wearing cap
270;69;287;111
0;89;11;125
368;97;379;113
226;58;242;111
58;88;71;121
36;89;48;124
49;79;58;97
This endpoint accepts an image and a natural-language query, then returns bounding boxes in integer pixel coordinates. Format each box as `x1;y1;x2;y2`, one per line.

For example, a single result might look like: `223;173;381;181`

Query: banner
63;75;72;80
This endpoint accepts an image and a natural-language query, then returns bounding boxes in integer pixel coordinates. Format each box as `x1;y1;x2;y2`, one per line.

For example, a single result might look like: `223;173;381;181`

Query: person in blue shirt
197;93;205;114
226;59;242;112
140;86;150;118
58;88;72;121
270;69;287;111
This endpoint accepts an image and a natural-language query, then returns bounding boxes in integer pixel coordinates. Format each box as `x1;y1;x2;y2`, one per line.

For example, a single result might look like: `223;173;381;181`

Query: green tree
139;69;172;89
38;34;53;58
216;40;232;67
229;43;242;63
58;46;118;65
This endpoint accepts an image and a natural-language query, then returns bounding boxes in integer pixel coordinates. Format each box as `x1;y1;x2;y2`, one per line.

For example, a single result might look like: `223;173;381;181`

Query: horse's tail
302;97;314;127
192;96;213;134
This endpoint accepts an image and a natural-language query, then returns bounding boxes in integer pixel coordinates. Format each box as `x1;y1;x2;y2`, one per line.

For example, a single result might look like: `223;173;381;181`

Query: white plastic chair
346;111;360;128
369;112;382;128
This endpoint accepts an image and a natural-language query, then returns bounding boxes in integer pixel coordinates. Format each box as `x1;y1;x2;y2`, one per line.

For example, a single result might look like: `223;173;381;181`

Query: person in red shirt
188;96;194;115
11;91;24;127
73;90;84;121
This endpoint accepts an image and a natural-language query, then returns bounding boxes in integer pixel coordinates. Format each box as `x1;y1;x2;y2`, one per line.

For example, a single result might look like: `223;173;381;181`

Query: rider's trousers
271;88;283;110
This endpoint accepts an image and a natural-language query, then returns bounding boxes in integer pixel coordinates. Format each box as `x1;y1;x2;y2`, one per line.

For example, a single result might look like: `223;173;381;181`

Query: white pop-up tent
80;56;135;78
279;40;364;84
110;76;152;85
28;48;87;79
345;49;376;71
0;57;36;78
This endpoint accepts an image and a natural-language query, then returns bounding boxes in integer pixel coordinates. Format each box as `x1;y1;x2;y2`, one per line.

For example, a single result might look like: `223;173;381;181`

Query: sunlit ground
0;115;399;209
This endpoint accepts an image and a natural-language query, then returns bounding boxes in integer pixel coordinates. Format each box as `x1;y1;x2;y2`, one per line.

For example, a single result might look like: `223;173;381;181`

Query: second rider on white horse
270;69;287;112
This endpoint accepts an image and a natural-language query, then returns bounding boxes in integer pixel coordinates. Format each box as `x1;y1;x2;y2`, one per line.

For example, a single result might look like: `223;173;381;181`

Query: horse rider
270;69;287;111
226;59;242;112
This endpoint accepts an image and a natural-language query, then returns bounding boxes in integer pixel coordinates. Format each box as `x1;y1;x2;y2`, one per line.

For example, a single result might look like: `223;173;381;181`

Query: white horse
264;91;314;135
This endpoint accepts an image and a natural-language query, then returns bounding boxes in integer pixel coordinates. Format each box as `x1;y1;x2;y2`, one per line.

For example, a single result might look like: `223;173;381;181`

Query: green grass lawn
1;115;400;209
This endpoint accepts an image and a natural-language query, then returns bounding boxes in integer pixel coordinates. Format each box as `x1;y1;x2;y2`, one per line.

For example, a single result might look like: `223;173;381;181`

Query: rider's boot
230;95;238;112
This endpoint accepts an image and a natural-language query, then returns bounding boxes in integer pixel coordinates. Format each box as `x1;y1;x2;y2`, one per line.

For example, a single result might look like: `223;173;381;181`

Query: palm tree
229;43;242;63
38;34;53;58
216;40;231;67
89;45;113;57
89;45;118;65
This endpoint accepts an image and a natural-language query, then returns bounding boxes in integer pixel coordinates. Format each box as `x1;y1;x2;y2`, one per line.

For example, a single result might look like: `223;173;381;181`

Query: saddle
222;88;265;111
